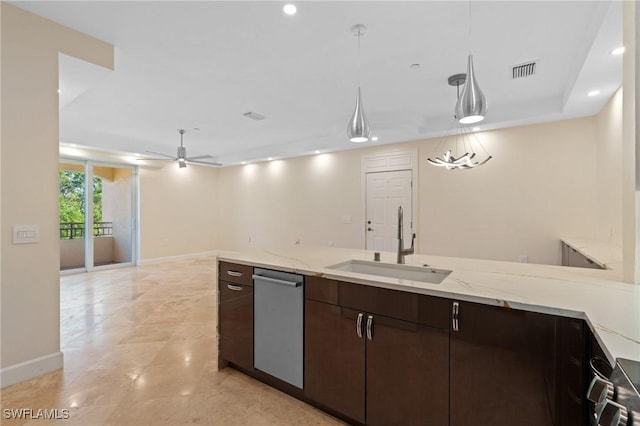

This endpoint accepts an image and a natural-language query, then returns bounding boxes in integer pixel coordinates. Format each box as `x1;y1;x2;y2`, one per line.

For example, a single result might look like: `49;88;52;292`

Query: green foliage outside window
59;171;103;235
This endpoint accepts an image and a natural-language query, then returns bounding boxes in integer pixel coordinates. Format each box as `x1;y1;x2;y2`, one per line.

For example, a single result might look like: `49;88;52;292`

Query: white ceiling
11;1;623;166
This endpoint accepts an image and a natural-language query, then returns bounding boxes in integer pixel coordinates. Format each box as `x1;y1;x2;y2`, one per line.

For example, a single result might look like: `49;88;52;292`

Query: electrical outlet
519;255;528;263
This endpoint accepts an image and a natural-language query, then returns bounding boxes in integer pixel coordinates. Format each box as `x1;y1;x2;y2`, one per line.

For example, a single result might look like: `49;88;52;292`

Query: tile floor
1;258;343;425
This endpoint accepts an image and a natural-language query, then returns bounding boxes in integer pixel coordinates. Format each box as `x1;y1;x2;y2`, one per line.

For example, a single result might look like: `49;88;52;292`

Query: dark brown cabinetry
556;317;588;426
218;262;253;372
305;300;365;422
305;277;449;425
218;262;591;426
450;300;567;426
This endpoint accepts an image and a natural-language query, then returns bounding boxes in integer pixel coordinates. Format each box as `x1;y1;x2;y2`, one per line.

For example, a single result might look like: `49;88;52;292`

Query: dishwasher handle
252;275;302;288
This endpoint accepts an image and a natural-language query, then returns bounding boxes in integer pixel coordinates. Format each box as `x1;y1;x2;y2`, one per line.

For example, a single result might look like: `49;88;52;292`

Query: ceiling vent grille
512;61;537;79
243;111;266;121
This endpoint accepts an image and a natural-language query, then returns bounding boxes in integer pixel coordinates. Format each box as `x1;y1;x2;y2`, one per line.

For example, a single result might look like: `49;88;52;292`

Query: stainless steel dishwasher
253;268;304;389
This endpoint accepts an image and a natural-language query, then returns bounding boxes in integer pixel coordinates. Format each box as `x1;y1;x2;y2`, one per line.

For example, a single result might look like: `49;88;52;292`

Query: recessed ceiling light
409;64;420;70
314;150;321;154
241;161;247;165
283;4;297;15
371;136;379;141
472;127;480;131
268;157;274;161
610;46;625;56
588;90;600;97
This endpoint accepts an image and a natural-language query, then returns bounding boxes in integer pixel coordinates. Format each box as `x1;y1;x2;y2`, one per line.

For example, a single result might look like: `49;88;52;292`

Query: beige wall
422;118;598;264
218;117;600;266
139;164;219;260
1;3;113;376
621;0;639;283
218;151;364;251
595;88;624;246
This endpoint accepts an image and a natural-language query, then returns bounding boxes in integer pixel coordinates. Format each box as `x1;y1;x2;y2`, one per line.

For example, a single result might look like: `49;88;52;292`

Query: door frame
360;149;418;250
59;157;139;274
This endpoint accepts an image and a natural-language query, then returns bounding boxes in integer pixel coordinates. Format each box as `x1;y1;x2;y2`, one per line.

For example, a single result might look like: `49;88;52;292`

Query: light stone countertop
217;245;640;366
561;237;624;274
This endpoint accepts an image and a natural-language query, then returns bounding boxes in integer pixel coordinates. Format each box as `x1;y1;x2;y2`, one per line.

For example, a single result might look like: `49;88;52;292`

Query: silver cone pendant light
347;24;371;143
455;54;487;124
348;87;370;143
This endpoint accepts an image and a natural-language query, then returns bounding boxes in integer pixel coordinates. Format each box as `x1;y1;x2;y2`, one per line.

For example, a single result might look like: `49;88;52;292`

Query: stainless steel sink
327;260;452;284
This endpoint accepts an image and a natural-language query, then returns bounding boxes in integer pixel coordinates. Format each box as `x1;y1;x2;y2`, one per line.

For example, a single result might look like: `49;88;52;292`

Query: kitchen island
216;245;640;425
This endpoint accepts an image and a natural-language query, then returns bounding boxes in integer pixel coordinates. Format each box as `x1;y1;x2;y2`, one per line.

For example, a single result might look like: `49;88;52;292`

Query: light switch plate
12;225;39;244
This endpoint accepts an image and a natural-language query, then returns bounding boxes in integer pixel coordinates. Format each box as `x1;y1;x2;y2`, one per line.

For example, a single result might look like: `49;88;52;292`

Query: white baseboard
136;250;219;266
1;351;63;388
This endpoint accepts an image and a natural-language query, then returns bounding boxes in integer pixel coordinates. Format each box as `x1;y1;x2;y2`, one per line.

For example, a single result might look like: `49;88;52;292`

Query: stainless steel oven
587;357;640;425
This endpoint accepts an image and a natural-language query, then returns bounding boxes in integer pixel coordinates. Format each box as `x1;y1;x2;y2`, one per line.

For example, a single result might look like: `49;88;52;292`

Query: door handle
356;312;364;338
366;315;374;340
452;301;459;332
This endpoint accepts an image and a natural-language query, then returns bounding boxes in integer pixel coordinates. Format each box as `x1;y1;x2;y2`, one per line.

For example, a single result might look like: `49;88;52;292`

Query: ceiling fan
142;129;222;168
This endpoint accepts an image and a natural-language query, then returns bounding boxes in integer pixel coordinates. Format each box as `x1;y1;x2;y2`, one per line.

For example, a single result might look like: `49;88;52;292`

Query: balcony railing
60;222;113;239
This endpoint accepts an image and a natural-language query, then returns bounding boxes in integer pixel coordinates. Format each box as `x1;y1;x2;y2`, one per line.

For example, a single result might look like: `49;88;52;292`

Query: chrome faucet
397;206;416;264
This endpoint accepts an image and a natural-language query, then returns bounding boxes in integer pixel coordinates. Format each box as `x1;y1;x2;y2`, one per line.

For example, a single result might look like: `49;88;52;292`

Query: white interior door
365;170;413;252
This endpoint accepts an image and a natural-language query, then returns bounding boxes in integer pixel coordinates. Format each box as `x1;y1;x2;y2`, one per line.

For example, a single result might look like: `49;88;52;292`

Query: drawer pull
227;270;243;277
227;284;244;291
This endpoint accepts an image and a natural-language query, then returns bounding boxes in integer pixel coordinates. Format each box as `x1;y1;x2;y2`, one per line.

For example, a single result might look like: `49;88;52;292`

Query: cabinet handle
227;284;244;291
356;313;363;338
227;270;243;277
366;315;374;340
452;301;459;332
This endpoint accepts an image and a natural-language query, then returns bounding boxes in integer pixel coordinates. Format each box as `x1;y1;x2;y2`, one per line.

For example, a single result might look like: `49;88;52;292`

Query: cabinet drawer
219;280;253;371
219;261;253;286
305;276;339;304
339;282;449;329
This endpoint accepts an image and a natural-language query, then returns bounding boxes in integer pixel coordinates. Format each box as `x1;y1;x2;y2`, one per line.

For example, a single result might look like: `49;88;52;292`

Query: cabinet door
367;314;449;426
450;301;555;426
304;300;365;424
219;281;253;371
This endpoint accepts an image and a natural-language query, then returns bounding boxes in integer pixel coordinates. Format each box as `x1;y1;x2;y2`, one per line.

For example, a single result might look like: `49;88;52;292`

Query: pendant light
347;24;371;143
427;74;492;170
455;54;486;123
455;1;487;124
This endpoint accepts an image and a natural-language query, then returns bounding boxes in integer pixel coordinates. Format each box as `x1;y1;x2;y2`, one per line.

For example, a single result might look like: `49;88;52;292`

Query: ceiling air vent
512;61;537;79
243;111;266;121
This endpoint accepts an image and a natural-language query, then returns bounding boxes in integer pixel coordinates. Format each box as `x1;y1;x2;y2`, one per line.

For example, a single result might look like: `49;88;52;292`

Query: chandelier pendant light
347;24;371;143
426;74;492;170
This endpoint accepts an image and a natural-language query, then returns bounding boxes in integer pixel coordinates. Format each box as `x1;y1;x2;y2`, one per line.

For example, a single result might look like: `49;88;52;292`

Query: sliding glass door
59;160;137;272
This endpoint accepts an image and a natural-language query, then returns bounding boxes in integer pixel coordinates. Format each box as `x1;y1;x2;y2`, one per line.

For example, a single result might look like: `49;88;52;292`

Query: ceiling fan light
178;158;187;168
347;87;370;143
455;54;487;124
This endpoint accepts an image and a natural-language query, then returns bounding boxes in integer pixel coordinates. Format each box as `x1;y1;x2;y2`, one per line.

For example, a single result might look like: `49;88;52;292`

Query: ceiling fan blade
145;150;177;159
187;159;223;167
137;158;177;161
186;155;213;161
